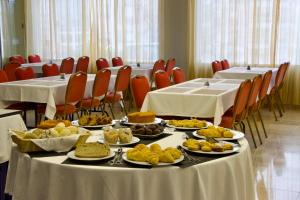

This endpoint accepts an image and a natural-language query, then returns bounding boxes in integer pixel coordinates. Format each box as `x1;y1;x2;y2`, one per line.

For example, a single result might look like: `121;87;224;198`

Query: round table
5;132;256;200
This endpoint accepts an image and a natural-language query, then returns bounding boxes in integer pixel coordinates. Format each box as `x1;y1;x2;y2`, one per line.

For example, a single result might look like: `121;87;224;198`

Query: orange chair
221;59;230;70
75;56;89;73
9;55;26;64
131;75;150;110
15;67;36;80
96;58;110;70
165;58;176;77
112;57;124;67
60;57;74;74
42;63;60;77
3;62;21;81
155;70;171;89
212;61;223;74
0;70;9;83
172;67;185;84
55;71;87;119
28;54;41;63
81;69;111;114
104;66;132;118
150;59;165;87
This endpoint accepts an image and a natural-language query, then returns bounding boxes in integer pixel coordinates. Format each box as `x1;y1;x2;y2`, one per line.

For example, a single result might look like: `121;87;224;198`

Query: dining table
141;78;244;125
5;127;255;200
0;74;116;119
109;63;153;81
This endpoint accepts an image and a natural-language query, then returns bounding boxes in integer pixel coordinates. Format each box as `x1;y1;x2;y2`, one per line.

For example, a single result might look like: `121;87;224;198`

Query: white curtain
25;0;160;72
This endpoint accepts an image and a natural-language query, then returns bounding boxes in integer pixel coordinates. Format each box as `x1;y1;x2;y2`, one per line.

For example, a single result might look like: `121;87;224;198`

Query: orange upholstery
155;70;171;89
60;57;74;74
105;92;122;102
152;59;165;75
0;70;9;83
221;59;230;70
81;98;101;109
112;57;124;67
55;104;77;115
259;70;272;101
247;75;263;112
165;58;176;76
3;62;20;81
42;64;60;77
75;56;89;73
28;54;41;63
9;55;26;64
172;67;185;84
131;75;150;109
15;67;36;80
212;61;222;74
96;58;109;70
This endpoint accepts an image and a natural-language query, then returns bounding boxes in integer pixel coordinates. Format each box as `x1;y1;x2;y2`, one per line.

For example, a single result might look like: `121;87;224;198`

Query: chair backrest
212;61;223;74
165;58;176;76
28;54;41;63
60;57;74;74
96;58;110;70
75;56;89;73
247;75;263;110
42;63;60;77
114;65;132;92
221;59;230;70
155;70;171;89
0;70;9;83
232;79;252;119
9;55;26;64
93;69;111;97
112;57;124;67
65;71;87;104
131;75;150;109
259;70;272;100
3;62;21;81
273;63;287;90
172;67;185;84
15;67;36;80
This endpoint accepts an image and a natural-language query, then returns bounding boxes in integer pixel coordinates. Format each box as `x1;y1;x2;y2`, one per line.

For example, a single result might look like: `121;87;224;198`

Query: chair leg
246;117;257;148
267;95;278;121
108;103;115;119
275;92;284;115
121;99;128;116
276;91;285;113
251;114;262;145
257;109;268;138
274;96;283;117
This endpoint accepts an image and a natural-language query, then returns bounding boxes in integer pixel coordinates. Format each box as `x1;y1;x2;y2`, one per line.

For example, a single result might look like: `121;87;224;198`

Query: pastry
168;119;207;128
118;128;133;143
127;112;156;123
38;120;71;129
103;129;119;144
75;142;110;158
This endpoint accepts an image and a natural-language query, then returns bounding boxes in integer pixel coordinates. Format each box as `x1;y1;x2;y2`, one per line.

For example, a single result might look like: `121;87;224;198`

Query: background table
109;64;153;81
5;132;255;200
141;78;243;125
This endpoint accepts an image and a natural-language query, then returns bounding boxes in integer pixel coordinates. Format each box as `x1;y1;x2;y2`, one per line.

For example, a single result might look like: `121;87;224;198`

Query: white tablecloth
0;109;26;164
0;74;116;119
141;78;244;125
5;131;255;200
109;64;153;81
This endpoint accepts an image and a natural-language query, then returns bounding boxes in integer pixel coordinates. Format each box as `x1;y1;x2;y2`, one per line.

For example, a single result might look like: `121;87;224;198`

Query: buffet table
141;78;244;125
0;74;116;119
5;131;255;200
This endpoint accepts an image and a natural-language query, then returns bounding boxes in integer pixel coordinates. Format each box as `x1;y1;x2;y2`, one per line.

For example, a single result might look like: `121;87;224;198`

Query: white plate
182;141;240;155
166;121;213;131
192;129;245;141
121;117;163;125
122;153;184;166
67;150;115;161
98;136;140;146
72;120;116;128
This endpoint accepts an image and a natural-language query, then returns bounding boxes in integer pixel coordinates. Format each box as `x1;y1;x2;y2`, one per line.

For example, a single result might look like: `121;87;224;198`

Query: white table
141;78;244;125
0;74;116;119
21;60;76;74
5;131;255;200
109;64;153;81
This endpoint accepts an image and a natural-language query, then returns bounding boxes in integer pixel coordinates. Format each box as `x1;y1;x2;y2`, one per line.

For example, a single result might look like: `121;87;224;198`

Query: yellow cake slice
75;142;110;158
127;112;156;123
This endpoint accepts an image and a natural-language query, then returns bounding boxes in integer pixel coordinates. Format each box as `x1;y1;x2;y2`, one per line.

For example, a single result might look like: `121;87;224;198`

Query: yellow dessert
197;126;234;138
127;112;156;123
75;143;110;158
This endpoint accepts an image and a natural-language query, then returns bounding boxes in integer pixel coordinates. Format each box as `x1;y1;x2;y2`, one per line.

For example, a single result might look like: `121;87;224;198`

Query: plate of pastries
122;112;163;125
130;124;165;138
123;143;184;166
99;126;140;146
67;142;115;161
182;138;240;155
193;126;244;141
72;114;115;128
166;119;212;130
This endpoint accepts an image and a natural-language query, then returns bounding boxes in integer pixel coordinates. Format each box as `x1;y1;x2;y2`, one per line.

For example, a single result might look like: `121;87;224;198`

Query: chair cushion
55;104;77;115
104;92;122;103
81;98;101;109
219;115;234;128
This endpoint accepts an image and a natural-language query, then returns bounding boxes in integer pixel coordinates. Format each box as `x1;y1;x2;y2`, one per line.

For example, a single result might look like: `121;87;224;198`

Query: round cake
127;112;156;123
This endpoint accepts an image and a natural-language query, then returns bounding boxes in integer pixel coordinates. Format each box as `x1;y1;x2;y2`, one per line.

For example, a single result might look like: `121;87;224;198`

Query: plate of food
67;142;115;161
166;119;212;130
192;126;244;141
72;114;115;128
100;127;140;146
130;124;165;139
121;112;163;125
122;143;184;166
182;138;240;155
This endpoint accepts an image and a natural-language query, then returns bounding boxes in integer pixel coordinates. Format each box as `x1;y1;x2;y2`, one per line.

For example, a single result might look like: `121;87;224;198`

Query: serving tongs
108;148;123;165
177;146;195;162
